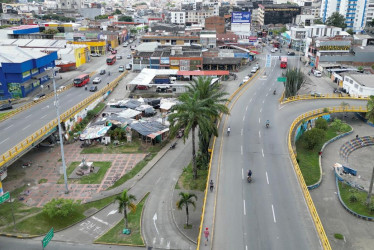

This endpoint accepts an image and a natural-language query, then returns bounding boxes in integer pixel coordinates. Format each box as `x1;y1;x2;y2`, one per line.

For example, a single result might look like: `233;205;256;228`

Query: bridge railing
0;71;127;170
281;93;369;104
288;105;367;250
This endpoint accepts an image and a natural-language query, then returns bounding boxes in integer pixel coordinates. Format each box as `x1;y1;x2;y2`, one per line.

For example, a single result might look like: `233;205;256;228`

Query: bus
73;74;90;87
107;55;116;65
280;57;287;69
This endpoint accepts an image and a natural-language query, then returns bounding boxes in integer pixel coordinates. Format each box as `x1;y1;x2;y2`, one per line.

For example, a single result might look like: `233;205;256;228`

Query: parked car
0;103;12;111
287;51;295;56
251;67;258;73
274;47;278;51
156;86;171;93
243;76;250;82
314;70;322;77
119;65;125;72
311;92;322;97
33;93;46;102
127;54;132;59
57;86;66;93
116;55;122;60
136;85;149;90
89;86;98;92
270;48;275;53
126;64;132;70
123;42;128;47
90;53;100;57
99;69;106;75
93;77;101;84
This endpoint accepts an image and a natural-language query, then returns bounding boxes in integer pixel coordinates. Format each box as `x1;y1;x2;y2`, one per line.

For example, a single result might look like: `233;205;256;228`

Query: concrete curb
307;126;353;190
335;178;374;221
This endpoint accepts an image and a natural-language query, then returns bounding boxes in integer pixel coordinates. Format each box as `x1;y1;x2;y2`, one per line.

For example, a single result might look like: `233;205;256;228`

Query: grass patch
296;125;350;186
338;181;374;217
57;162;111;184
3;195;116;235
334;233;344;240
95;193;148;245
58;158;62;162
184;224;192;229
0;186;41;227
0;112;12;120
38;179;48;184
108;153;156;190
176;163;208;191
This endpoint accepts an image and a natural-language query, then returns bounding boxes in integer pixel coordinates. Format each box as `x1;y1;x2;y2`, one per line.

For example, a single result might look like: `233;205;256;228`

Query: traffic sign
277;77;287;82
265;54;272;68
0;191;10;204
42;227;54;249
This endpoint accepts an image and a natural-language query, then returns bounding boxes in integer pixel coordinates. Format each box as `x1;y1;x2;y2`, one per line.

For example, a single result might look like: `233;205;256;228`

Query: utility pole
366;166;374;205
49;67;69;194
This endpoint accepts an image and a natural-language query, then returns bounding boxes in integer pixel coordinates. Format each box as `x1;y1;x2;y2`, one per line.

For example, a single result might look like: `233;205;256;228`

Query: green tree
366;96;374;123
119;16;133;22
168;77;229;179
95;15;109;20
315;118;328;131
43;198;81;218
176;192;197;226
346;29;354;35
314;18;324;24
302;128;326;150
115;189;136;229
43;29;59;35
280;27;287;33
330;118;350;133
326;12;347;29
357;66;364;72
284;68;305;98
113;9;122;15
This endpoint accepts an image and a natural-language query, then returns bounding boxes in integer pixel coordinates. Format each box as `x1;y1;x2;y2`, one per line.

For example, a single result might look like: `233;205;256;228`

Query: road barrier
281;93;369;104
0;71;97;123
288;105;367;250
196;69;261;250
0;71;127;171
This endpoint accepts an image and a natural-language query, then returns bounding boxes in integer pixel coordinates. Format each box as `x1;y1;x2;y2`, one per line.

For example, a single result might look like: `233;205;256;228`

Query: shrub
43;198;81;218
334;233;344;240
330;118;350;132
369;202;374;214
302;128;326;150
349;193;358;203
315;118;328;131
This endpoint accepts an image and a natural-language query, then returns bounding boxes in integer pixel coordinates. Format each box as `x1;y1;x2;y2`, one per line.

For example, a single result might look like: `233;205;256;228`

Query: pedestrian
318;151;322;158
8;99;11;104
47;85;50;90
356;134;359;139
204;227;209;246
209;180;214;191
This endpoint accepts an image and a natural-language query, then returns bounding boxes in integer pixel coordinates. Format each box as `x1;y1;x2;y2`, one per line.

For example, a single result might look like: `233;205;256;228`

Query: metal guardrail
288;106;367;250
0;71;127;170
281;93;369;104
0;71;97;123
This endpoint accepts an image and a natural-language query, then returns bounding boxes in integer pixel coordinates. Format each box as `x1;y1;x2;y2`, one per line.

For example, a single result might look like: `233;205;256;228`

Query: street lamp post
48;67;69;194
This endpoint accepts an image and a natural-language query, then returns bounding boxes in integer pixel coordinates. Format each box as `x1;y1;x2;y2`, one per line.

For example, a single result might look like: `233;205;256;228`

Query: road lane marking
262;100;265;104
242;168;244;179
260;108;262;113
5;125;13;130
259;131;261;138
269;88;271;91
241;129;243;136
166;241;170;249
266;172;269;184
0;138;9;145
243;200;246;215
41;105;49;110
92;216;109;226
241;145;243;155
41;114;48;119
246;245;248;250
262;148;264;158
22;124;31;131
25;114;32;119
153;213;159;235
272;205;276;223
249;98;252;102
107;209;117;216
266;93;268;97
246;105;248;111
259;118;261;124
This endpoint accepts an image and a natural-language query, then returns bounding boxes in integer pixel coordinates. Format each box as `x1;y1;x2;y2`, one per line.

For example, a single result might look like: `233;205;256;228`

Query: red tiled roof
177;70;230;76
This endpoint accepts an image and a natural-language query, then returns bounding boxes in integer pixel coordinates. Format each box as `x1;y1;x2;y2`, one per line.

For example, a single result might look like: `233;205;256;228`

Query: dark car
100;69;106;75
287;52;295;56
0;103;12;111
33;93;46;102
89;86;98;92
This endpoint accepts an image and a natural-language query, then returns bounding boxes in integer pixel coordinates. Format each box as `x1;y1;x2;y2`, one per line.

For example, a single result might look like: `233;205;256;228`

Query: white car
243;76;250;82
251;67;258;73
93;77;101;84
123;42;128;47
274;47;278;51
90;53;100;57
127;54;132;59
314;70;322;77
270;48;275;53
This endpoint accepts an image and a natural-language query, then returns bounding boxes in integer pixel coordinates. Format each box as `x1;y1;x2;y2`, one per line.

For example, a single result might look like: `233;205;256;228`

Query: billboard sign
231;12;251;23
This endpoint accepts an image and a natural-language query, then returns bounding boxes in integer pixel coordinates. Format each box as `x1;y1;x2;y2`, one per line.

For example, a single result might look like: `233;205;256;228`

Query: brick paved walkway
3;143;145;207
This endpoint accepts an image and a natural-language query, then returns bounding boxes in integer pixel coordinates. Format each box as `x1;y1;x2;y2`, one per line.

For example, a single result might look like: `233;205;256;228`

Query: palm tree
115;189;136;229
168;77;229;179
176;192;197;226
366;96;374;123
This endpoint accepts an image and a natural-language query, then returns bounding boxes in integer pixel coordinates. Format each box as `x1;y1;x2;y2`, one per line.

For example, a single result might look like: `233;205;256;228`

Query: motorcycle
247;176;252;183
266;123;269;128
170;142;177;149
227;129;230;136
22;162;32;168
273;90;276;95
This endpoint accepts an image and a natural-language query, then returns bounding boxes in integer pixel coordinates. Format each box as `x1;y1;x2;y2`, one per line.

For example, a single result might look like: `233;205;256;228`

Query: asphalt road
0;45;134;160
212;51;367;250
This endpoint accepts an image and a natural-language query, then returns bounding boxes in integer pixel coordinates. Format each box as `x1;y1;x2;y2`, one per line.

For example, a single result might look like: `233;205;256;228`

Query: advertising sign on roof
231;12;251;23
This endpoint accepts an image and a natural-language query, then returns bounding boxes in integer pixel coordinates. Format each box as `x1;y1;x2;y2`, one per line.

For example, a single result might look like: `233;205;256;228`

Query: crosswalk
150;237;195;249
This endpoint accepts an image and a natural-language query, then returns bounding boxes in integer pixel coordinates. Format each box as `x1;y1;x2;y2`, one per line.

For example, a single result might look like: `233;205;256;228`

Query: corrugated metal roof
177;70;230;76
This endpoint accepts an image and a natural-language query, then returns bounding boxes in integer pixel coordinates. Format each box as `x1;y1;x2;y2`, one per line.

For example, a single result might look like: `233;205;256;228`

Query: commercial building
320;0;373;32
342;74;374;97
263;4;301;25
231;11;252;38
0;46;57;99
140;32;200;46
200;31;217;48
170;11;186;25
205;16;225;34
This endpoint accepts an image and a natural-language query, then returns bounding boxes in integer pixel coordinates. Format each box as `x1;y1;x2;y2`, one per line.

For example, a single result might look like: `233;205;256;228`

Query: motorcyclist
108;71;111;76
210;180;214;191
266;120;270;127
247;169;252;182
273;90;276;95
227;126;231;135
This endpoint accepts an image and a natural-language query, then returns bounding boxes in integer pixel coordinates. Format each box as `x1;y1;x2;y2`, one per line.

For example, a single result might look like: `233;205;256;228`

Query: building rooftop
347;74;374;88
0;46;48;64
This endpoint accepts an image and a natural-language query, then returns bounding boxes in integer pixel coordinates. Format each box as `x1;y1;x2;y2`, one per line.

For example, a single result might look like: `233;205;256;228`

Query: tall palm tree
115;189;136;229
168;77;229;179
366;96;374;123
176;192;197;226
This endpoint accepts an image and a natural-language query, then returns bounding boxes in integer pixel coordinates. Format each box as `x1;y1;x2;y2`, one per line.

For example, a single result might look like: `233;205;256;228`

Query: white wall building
343;74;374;97
320;0;374;32
170;11;186;24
